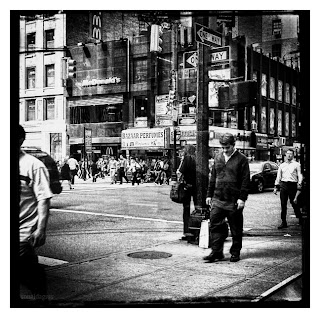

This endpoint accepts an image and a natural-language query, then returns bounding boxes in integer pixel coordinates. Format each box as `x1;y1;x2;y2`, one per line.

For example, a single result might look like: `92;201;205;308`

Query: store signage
84;128;92;153
81;77;121;87
121;128;170;149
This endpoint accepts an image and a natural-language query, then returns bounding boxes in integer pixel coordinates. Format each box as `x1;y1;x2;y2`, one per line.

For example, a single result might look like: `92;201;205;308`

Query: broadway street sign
195;23;222;47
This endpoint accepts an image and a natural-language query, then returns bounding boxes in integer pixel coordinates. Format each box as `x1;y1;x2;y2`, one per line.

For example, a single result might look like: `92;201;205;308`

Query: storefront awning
68;95;123;107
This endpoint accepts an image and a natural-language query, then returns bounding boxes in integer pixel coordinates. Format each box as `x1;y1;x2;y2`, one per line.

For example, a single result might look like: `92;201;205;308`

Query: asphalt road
37;181;299;264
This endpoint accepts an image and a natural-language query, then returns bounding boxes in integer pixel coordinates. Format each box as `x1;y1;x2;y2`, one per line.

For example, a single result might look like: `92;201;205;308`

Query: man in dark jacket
204;133;250;263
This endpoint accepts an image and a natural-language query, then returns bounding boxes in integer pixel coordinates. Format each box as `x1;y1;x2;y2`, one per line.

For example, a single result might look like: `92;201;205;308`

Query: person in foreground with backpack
176;145;197;240
18;125;53;304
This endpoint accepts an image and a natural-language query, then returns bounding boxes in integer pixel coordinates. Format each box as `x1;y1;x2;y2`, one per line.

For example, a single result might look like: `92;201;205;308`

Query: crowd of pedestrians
56;155;173;186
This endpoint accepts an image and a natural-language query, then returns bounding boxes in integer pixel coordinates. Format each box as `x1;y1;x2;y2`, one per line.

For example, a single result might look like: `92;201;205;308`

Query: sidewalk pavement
41;221;305;307
35;176;307;307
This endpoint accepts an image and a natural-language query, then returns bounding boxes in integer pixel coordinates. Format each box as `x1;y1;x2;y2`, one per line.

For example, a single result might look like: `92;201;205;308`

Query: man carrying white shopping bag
199;219;210;249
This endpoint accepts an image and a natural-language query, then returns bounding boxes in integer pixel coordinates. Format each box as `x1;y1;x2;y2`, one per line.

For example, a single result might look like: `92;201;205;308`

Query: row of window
26;29;55;51
26;64;55;89
26;98;56;121
253;72;297;105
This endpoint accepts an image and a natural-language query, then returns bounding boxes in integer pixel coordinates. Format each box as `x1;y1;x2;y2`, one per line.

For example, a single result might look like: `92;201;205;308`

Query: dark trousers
70;169;77;184
119;167;128;184
19;242;48;302
182;186;197;234
209;206;244;256
131;171;140;185
280;181;302;223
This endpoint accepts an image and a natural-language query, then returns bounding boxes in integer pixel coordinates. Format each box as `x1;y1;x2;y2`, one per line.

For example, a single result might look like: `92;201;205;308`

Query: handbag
199;219;210;248
170;177;188;204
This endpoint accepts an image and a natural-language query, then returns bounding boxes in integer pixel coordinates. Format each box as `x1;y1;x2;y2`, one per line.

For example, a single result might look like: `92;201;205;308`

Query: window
70;105;122;124
133;59;147;83
44;98;55;120
27;33;36;51
285;83;290;103
278;80;283;101
45;29;55;49
272;19;282;37
272;44;281;58
292;86;297;105
261;73;267;97
292;113;296;137
285;112;289;136
270;163;278;170
26;67;36;89
278;110;282;135
270;77;275;99
45;64;55;87
270;108;275;134
261;106;267;133
26;99;36;121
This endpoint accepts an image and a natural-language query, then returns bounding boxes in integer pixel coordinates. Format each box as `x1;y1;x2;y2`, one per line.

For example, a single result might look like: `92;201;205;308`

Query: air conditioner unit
279;137;286;146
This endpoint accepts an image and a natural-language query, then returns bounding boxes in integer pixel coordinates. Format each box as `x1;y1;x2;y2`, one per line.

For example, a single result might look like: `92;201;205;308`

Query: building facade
19;11;302;163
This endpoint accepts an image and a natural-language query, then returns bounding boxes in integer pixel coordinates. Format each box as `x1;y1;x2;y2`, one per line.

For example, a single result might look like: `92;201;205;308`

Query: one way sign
184;51;198;68
195;23;222;47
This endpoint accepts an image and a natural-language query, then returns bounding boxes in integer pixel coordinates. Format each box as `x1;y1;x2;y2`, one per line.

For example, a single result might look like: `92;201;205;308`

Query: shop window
26;99;36;121
261;106;267;133
44;98;55;120
50;133;62;162
45;29;55;49
292;113;296;137
45;64;55;87
270;108;275;134
285;112;289;136
26;67;36;89
134;96;148;118
27;32;35;51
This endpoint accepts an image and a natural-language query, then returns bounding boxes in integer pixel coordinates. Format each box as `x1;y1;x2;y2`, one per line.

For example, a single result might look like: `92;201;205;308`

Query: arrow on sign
186;52;198;68
197;27;222;46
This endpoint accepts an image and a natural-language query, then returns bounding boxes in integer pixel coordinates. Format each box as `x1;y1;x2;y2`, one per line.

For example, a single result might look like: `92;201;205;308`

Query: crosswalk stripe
38;256;69;266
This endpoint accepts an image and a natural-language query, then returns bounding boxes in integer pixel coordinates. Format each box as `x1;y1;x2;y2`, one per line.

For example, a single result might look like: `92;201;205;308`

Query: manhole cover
127;251;172;259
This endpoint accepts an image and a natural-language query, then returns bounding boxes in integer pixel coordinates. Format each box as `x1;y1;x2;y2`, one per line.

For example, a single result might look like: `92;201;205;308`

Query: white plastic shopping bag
199;219;210;248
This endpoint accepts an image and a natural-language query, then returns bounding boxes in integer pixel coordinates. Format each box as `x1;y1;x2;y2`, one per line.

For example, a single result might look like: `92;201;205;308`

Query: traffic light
218;80;258;109
68;59;77;78
150;24;163;53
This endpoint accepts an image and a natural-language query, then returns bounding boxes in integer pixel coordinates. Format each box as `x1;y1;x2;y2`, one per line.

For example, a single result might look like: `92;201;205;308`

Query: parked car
21;147;62;194
249;161;279;193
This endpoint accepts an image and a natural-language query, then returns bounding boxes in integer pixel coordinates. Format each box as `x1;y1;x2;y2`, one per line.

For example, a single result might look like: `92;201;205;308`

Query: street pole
196;41;209;211
171;21;178;182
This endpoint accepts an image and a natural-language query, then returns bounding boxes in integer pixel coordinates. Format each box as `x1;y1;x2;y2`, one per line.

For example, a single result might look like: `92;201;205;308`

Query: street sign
195;23;222;47
184;51;198;68
210;46;230;64
84;128;92;153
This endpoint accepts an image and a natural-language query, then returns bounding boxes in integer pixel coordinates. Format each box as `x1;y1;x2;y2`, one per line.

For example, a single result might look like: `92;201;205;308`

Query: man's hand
29;229;46;248
236;199;245;210
273;187;278;195
205;197;212;206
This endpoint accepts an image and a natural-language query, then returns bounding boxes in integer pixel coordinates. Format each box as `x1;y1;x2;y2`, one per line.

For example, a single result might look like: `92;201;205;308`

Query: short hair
219;133;235;146
184;144;196;156
18;125;26;141
287;148;295;154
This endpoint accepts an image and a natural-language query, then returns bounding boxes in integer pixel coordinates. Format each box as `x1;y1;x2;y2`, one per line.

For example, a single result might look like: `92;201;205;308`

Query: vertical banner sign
84;128;92;154
90;11;102;41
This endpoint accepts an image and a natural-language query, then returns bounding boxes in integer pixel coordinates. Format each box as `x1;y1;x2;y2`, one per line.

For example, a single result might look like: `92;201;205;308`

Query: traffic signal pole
196;41;210;211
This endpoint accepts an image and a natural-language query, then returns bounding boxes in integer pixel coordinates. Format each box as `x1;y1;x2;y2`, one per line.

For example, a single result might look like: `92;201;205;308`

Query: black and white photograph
9;6;313;310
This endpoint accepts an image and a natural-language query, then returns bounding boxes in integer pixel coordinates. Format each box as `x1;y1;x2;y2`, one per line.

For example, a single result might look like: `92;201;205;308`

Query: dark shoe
203;252;225;263
278;223;288;229
230;254;240;262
